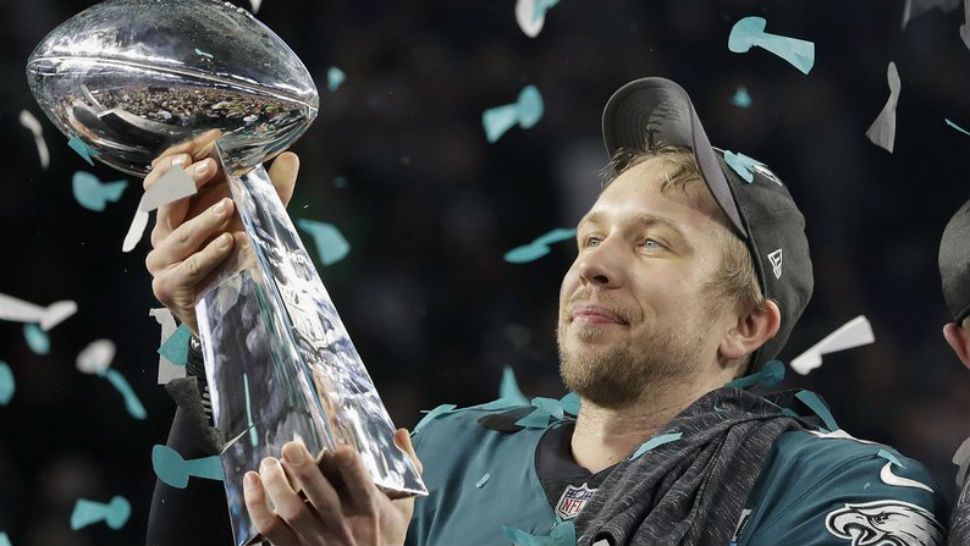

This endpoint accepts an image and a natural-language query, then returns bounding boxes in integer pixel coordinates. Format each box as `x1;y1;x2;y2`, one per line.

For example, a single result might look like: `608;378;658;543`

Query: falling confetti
194;48;214;58
790;316;874;375
158;324;192;366
482;85;544;143
103;369;147;420
0;532;9;546
70;496;131;530
731;86;752;108
123;166;197;252
152;445;224;488
0;293;76;330
515;0;561;38
249;0;261;13
19;110;49;169
150;308;186;384
297;218;350;266
327;66;346;92
504;227;575;263
72;172;128;211
723;150;766;183
67;135;96;165
728;16;815;75
946;118;970;137
23;324;49;354
0;362;14;405
76;339;116;375
866;62;901;153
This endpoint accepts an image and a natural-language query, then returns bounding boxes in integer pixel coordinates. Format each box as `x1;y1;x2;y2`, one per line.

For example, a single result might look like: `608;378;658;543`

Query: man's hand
144;129;299;333
244;428;424;546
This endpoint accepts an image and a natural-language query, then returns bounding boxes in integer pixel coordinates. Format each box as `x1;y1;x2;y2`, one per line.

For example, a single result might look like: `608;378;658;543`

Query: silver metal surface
27;2;427;544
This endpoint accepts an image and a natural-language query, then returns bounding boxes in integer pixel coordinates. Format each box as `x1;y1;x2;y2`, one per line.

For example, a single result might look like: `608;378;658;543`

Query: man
146;78;947;546
937;202;970;543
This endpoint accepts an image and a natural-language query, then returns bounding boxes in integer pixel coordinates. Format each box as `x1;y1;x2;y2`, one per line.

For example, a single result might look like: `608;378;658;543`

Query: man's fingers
267;152;299;207
150;158;223;246
328;445;379;515
394;428;424;475
243;471;300;546
259;456;328;545
150;129;223;168
151;232;234;308
280;442;357;540
147;198;235;273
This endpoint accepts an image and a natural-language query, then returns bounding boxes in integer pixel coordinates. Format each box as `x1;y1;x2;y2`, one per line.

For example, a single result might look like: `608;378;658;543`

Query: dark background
3;0;970;544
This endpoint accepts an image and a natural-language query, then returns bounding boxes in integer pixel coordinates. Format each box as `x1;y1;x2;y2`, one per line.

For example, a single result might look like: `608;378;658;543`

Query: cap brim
602;77;748;238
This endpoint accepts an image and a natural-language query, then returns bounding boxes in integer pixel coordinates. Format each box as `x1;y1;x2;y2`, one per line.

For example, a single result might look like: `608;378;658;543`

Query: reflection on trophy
26;1;427;544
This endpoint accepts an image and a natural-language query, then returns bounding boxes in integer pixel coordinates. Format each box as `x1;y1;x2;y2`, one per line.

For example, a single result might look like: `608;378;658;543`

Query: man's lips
571;305;628;325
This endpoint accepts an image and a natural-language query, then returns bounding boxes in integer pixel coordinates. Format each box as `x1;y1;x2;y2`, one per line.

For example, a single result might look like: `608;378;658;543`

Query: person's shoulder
769;429;938;485
739;429;948;546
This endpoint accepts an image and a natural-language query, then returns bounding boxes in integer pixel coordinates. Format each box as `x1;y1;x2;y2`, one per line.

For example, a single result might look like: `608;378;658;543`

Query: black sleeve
146;337;233;546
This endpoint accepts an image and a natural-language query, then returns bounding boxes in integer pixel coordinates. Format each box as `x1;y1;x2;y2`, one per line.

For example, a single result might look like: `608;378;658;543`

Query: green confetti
0;362;13;405
152;444;224;488
23;323;49;354
946;118;970;136
158;324;192;366
630;432;682;460
297;219;351;266
72;172;127;211
795;390;839;432
502;520;575;546
68;135;96;165
70;496;130;530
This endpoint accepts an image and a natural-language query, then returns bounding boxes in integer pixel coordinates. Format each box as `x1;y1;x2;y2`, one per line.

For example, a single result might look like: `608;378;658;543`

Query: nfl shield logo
555;483;597;520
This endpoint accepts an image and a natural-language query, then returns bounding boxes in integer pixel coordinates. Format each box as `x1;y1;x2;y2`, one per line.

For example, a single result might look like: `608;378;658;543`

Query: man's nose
577;237;625;288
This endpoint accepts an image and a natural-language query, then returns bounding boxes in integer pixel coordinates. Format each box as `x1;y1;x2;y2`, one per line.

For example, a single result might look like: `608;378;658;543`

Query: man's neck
569;376;723;474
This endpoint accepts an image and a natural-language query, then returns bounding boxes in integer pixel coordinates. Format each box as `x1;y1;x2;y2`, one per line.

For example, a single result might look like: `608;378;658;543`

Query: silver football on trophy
26;0;318;176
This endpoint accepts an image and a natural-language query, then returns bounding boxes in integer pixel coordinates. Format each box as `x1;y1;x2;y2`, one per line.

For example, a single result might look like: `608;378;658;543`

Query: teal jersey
407;407;948;546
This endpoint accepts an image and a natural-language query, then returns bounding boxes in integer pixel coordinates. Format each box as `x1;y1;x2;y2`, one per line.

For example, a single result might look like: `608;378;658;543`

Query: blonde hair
604;146;764;372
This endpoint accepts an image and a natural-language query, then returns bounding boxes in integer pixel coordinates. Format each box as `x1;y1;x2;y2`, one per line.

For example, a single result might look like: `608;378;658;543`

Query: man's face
557;158;738;408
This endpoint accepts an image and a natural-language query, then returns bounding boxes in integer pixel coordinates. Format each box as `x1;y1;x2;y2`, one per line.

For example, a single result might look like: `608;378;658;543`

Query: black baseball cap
939;200;970;323
601;77;814;370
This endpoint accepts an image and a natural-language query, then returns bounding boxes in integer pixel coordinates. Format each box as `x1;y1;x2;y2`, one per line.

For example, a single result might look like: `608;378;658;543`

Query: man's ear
943;322;970;369
719;300;782;362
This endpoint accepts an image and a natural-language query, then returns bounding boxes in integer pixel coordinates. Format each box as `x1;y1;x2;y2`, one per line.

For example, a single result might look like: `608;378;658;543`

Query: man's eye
642;238;663;250
583;236;602;248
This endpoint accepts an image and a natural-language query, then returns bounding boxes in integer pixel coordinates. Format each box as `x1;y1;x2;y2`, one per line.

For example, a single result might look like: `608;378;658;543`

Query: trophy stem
194;138;426;546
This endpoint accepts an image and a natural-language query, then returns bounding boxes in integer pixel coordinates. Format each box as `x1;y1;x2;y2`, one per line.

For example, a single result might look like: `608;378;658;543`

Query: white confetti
76;339;116;375
19;110;49;170
0;293;76;331
123;167;198;253
790;316;875;375
865;62;901;153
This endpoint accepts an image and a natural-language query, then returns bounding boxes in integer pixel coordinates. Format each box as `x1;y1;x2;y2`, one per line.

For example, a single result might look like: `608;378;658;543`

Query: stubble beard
556;314;706;409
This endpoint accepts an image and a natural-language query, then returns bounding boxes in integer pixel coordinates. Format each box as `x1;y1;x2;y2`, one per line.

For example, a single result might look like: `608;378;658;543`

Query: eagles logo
825;500;943;546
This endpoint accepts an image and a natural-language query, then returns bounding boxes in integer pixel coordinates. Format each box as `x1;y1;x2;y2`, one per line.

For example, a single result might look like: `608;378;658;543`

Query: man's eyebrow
578;212;686;239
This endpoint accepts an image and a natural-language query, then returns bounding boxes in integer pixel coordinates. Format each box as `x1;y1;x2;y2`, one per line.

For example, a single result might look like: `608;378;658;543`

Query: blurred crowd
2;0;970;544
